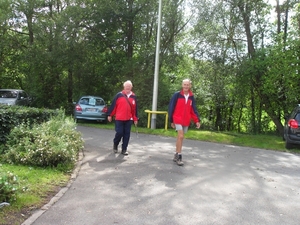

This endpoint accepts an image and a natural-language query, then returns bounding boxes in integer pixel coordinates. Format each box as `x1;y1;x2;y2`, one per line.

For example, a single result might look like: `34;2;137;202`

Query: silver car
73;96;108;123
0;89;31;106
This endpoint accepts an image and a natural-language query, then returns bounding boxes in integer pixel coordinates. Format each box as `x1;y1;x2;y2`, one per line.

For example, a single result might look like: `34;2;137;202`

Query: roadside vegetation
1;1;299;138
0;112;83;225
0;165;70;225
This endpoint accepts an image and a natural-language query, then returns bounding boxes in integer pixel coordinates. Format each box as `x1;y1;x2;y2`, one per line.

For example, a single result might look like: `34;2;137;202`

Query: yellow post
147;110;151;128
144;110;168;130
165;113;168;130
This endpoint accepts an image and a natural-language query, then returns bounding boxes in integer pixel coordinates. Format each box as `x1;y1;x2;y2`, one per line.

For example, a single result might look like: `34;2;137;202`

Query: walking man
168;79;201;165
107;80;138;155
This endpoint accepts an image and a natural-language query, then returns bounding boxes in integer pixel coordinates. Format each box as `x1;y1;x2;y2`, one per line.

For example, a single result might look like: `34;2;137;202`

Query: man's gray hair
123;80;133;87
182;78;191;84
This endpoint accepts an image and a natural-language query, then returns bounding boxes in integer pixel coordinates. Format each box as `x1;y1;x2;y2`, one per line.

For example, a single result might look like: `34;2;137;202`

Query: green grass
0;164;70;225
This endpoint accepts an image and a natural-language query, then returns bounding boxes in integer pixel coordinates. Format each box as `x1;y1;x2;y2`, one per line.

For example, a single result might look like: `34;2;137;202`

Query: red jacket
108;91;138;121
168;90;200;126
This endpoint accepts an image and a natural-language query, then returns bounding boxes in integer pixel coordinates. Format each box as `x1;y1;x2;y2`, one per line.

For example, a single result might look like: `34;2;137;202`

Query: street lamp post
151;0;162;129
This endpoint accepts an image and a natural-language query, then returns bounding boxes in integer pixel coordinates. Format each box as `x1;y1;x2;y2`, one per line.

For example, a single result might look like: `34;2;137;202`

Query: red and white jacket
168;90;200;126
108;90;138;121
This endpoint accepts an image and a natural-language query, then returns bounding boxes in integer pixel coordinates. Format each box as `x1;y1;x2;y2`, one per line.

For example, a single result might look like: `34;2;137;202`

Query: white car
0;89;31;106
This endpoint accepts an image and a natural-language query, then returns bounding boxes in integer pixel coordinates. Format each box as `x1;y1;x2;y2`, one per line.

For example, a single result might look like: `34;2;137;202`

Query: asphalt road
22;125;300;225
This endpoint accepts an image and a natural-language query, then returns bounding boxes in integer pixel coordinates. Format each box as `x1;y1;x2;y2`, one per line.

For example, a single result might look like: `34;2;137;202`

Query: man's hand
107;116;112;122
196;122;201;129
171;123;175;129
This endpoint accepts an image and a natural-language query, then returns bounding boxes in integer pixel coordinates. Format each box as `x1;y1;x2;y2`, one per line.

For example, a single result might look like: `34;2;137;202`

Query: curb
21;149;84;225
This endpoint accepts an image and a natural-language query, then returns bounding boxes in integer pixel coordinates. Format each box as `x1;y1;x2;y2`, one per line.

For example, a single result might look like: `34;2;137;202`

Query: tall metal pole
151;0;162;129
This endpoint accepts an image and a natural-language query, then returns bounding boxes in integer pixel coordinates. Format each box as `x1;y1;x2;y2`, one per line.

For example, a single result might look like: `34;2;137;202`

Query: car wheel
285;141;294;149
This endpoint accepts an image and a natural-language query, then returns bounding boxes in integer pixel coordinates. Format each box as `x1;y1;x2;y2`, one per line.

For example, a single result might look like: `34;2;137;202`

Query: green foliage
0;0;299;136
2;112;84;169
0;164;69;224
0;105;59;145
0;169;18;203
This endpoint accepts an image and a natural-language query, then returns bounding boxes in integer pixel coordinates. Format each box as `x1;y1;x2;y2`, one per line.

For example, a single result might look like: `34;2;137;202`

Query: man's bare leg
176;130;184;153
174;130;184;166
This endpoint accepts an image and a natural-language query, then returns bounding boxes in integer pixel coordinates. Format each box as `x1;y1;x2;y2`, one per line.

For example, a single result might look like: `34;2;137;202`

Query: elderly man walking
168;79;201;165
107;80;138;155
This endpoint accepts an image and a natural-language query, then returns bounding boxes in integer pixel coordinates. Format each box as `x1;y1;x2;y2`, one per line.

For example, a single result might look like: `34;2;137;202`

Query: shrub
2;111;84;169
0;169;18;202
0;105;59;145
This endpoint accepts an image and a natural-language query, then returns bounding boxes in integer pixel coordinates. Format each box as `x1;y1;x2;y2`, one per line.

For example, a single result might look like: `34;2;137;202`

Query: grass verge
0;164;70;225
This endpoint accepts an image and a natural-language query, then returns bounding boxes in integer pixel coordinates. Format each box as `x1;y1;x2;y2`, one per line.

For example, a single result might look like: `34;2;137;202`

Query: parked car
0;89;31;106
283;104;300;149
73;96;108;123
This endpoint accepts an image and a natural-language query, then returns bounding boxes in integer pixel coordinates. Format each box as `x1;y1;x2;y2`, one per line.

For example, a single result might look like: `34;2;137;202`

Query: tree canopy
0;0;299;134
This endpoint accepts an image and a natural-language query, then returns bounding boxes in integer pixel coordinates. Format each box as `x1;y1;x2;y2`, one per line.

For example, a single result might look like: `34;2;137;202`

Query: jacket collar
180;89;193;96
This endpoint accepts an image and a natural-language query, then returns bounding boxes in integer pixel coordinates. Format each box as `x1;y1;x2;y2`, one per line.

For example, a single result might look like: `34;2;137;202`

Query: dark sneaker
121;150;129;156
113;144;118;153
176;154;184;166
173;153;179;162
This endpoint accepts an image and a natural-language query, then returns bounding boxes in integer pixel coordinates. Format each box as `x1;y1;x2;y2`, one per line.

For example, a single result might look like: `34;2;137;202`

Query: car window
295;113;300;122
0;91;17;98
95;99;105;106
79;98;90;105
18;91;23;99
79;97;105;106
20;91;28;98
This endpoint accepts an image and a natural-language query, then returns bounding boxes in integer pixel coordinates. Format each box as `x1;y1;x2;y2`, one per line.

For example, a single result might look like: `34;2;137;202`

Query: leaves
0;0;299;134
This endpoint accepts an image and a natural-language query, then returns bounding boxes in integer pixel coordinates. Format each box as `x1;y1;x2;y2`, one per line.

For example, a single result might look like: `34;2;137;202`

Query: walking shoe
113;144;118;153
176;154;184;166
173;153;179;162
173;153;184;166
121;150;128;156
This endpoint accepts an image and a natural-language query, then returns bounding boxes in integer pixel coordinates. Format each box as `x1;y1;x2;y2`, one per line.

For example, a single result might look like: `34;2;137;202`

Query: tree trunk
68;69;73;104
238;3;255;56
265;108;284;135
283;0;290;44
276;0;281;34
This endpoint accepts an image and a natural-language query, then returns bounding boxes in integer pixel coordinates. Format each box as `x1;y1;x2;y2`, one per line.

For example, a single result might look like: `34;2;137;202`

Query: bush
2;111;84;169
0;105;59;145
0;169;18;203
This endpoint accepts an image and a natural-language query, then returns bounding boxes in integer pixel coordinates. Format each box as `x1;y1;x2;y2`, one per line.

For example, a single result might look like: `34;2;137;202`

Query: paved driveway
23;125;300;225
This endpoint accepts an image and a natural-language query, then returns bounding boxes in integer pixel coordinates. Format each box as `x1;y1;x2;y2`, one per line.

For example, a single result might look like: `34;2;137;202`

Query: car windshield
79;97;105;106
0;91;17;98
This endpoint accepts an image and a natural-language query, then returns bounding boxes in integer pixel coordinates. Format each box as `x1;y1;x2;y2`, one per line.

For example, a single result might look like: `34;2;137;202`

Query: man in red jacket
168;79;201;165
107;80;138;155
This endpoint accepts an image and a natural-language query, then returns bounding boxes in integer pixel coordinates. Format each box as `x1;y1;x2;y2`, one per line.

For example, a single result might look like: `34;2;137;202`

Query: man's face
124;84;132;93
182;81;191;92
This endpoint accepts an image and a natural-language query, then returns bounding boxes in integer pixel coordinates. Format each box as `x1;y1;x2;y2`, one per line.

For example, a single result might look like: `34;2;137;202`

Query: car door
17;91;29;106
